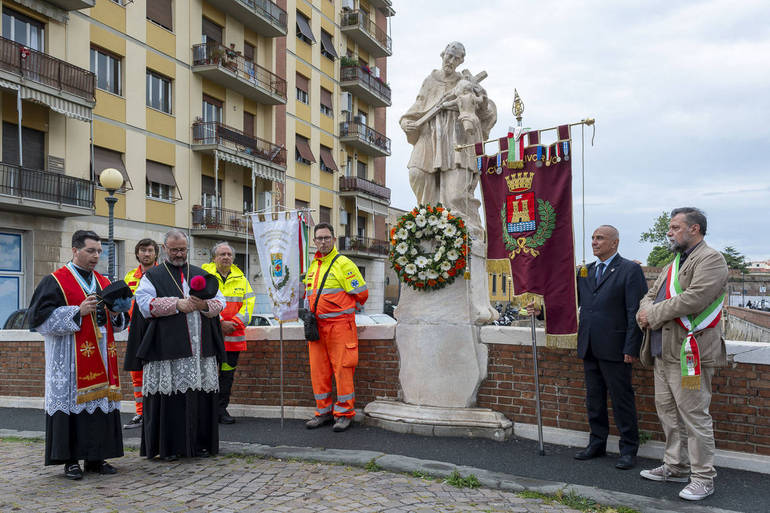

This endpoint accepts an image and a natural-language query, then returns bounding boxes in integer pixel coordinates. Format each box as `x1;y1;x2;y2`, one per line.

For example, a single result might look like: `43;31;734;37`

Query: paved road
0;440;585;513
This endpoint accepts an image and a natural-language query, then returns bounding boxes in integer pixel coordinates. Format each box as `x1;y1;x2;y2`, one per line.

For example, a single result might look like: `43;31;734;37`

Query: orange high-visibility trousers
129;370;143;416
308;318;358;418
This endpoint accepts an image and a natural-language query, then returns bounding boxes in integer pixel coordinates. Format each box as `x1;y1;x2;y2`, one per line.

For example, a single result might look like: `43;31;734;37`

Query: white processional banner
250;213;302;321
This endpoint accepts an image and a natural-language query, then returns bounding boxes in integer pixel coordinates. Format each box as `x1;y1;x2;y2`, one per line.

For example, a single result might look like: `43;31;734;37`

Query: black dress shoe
218;411;235;424
615;454;636;470
163;455;178;462
197;448;211;458
64;463;83;480
85;460;117;474
574;445;606;460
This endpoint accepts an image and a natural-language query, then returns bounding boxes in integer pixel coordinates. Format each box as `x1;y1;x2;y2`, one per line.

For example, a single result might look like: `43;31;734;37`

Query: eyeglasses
166;247;188;254
314;236;333;242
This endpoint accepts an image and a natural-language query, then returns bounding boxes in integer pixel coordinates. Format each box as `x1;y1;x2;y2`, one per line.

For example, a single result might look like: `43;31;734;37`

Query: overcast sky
384;0;770;263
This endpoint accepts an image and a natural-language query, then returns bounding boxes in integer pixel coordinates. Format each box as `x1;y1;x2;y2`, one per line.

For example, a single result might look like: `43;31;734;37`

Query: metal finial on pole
512;89;524;127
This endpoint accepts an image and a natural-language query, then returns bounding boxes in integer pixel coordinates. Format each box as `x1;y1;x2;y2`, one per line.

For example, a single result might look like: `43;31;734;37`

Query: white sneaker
640;464;689;483
679;480;715;501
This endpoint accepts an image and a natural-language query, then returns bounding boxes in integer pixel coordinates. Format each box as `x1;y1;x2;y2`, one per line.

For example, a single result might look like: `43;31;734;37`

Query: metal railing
339;176;390;201
192;42;287;100
339;121;391;154
340;65;391;104
192;205;250;234
338;235;390;257
192;121;286;166
340;10;392;54
0;36;95;102
0;163;93;208
235;0;287;31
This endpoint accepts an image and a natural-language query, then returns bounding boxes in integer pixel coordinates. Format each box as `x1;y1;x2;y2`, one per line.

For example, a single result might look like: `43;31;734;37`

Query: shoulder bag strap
312;255;341;314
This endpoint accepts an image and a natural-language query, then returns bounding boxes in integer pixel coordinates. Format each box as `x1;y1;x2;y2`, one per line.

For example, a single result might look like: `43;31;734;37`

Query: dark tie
596;263;605;284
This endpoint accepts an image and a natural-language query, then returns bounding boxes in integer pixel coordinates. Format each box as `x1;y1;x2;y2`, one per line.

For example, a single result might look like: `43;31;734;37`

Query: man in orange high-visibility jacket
202;241;255;425
303;223;368;432
122;238;158;429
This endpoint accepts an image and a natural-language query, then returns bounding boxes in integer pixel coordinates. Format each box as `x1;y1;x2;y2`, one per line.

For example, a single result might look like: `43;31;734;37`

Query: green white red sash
665;253;724;390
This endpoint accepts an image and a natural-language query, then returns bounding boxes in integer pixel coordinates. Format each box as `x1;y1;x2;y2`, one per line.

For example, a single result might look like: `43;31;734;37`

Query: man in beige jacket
636;207;728;501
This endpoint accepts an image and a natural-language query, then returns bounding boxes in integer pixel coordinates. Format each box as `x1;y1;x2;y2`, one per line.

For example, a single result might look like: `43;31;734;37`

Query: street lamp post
99;168;124;281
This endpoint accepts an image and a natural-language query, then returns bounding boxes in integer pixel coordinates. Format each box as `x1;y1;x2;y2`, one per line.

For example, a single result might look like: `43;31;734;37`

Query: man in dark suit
529;225;647;469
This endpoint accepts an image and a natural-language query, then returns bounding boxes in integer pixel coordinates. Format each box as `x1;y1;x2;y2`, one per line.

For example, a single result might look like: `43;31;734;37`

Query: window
145;160;177;201
357;215;366;238
202;17;222;45
147;0;172;31
320;206;331;224
2;8;44;51
320;30;337;60
320;87;333;117
2;122;44;170
202;95;222;122
296;11;315;44
243;42;255;63
295;135;315;165
90;47;122;95
93;146;131;190
345;157;353;177
357;160;367;179
201;175;222;209
243;185;253;213
356;109;367;126
146;70;172;114
243;111;255;137
0;232;23;328
95;240;123;279
295;199;309;212
296;73;309;104
319;145;338;173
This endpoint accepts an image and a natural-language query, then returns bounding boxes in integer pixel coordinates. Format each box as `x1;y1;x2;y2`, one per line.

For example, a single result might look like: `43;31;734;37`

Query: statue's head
440;41;465;73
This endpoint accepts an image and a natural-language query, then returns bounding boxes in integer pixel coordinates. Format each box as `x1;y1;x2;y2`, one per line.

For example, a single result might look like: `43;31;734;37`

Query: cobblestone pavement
0;441;586;513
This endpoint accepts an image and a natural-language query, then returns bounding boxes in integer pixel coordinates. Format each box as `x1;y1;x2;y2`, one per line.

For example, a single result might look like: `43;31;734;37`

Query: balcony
192;43;286;105
338;236;390;259
191;205;251;241
340;65;391;108
340;10;392;58
0;162;93;216
46;0;95;10
0;36;95;120
339;176;390;202
192;121;286;182
206;0;287;37
339;121;390;157
367;0;395;16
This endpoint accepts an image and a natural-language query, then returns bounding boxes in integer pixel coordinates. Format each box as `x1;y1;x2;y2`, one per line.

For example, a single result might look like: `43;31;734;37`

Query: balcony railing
340;10;392;55
339;121;391;155
192;42;286;101
192;205;250;234
0;162;93;208
339;176;390;202
340;65;391;105
192;121;286;166
338;235;390;257
0;36;95;102
236;0;287;32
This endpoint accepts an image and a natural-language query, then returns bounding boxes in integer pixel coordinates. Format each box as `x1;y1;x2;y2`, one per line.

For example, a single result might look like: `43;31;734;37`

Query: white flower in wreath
427;215;439;226
438;222;448;231
404;263;417;275
444;224;457;237
410;247;418;256
427;270;439;280
404;220;415;230
433;252;443;263
441;210;449;219
440;261;452;271
415;230;424;238
417;271;427;280
396;256;408;266
415;255;429;268
442;271;449;278
395;242;409;255
447;249;460;261
396;228;408;240
453;238;464;248
419;208;426;215
415;215;427;228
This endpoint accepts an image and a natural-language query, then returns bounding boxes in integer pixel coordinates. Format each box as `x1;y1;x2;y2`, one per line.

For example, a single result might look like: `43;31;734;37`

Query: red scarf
52;266;121;404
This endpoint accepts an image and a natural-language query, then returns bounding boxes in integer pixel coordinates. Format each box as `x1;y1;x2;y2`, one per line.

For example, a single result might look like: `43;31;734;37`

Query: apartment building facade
0;0;393;326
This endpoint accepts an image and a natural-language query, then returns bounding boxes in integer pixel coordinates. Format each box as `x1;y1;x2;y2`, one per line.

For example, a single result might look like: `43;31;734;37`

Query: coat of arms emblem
270;253;289;288
500;171;556;259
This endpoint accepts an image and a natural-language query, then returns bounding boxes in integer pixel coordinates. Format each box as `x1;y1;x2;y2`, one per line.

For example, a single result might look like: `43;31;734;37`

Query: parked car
2;309;30;329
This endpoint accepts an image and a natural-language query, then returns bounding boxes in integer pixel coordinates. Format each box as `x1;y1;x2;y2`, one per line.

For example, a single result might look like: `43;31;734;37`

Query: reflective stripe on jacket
201;262;255;351
124;266;145;294
303;247;368;320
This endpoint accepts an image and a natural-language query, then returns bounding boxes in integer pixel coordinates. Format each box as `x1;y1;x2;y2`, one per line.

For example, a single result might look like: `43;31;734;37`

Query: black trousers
583;346;639;456
218;350;240;414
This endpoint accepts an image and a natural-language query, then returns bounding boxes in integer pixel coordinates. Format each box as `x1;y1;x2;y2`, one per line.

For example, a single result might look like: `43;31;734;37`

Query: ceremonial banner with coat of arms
250;212;304;321
479;124;578;347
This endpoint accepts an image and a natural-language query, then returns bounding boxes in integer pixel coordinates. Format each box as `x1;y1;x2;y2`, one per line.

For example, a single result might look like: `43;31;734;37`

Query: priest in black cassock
27;230;129;480
132;229;226;460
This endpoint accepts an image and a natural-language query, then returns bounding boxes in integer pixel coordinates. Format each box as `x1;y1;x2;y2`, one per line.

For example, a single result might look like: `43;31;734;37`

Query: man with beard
122;238;158;430
27;230;128;479
637;208;728;501
133;229;226;460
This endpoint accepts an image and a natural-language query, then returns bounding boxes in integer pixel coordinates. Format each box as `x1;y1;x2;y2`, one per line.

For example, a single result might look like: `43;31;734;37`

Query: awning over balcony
0;80;92;122
355;196;388;216
94;146;132;189
214;149;285;183
319;146;338;172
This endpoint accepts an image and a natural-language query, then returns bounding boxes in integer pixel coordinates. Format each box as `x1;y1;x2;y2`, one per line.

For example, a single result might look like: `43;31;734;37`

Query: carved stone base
364;400;513;442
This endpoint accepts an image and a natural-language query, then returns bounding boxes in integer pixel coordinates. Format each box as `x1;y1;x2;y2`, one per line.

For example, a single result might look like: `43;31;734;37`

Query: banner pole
530;311;545;455
279;320;285;428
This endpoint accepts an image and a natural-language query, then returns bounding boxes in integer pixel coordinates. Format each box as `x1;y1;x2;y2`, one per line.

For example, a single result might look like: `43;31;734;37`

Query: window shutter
147;0;173;31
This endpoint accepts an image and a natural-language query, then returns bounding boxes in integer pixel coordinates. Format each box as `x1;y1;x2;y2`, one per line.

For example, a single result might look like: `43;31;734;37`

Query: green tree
722;246;748;272
640;212;673;266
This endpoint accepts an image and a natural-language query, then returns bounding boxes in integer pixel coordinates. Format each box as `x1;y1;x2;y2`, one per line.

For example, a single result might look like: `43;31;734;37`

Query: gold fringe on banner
681;375;701;390
486;258;512;276
76;388;110;404
546;333;577;349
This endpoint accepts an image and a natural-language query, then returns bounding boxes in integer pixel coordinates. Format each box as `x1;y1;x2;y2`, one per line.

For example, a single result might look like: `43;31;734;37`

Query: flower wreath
389;203;468;291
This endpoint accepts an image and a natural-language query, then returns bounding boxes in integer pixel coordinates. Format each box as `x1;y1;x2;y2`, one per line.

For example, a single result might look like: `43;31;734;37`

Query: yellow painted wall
147;138;176;166
90;25;126;56
321;0;335;19
146;21;176;57
90;0;126;32
202;3;226;27
145;199;176;226
202;79;226;101
95;189;127;219
93;120;126;153
146;109;176;139
296;39;312;63
295;162;311;183
294;182;310;202
319;171;334;190
94;90;126;123
295;122;311;139
1;97;47;131
320;113;334;133
319;189;334;207
146;50;176;78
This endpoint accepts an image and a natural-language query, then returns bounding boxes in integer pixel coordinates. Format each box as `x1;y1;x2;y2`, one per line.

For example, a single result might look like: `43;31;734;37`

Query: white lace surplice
135;274;222;396
39;305;127;415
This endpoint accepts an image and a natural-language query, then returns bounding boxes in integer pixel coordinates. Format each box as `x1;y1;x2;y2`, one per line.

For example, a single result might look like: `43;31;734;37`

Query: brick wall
728;306;770;329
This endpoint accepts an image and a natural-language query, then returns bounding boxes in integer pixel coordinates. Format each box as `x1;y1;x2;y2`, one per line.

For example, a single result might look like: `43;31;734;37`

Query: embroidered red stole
51;266;121;404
